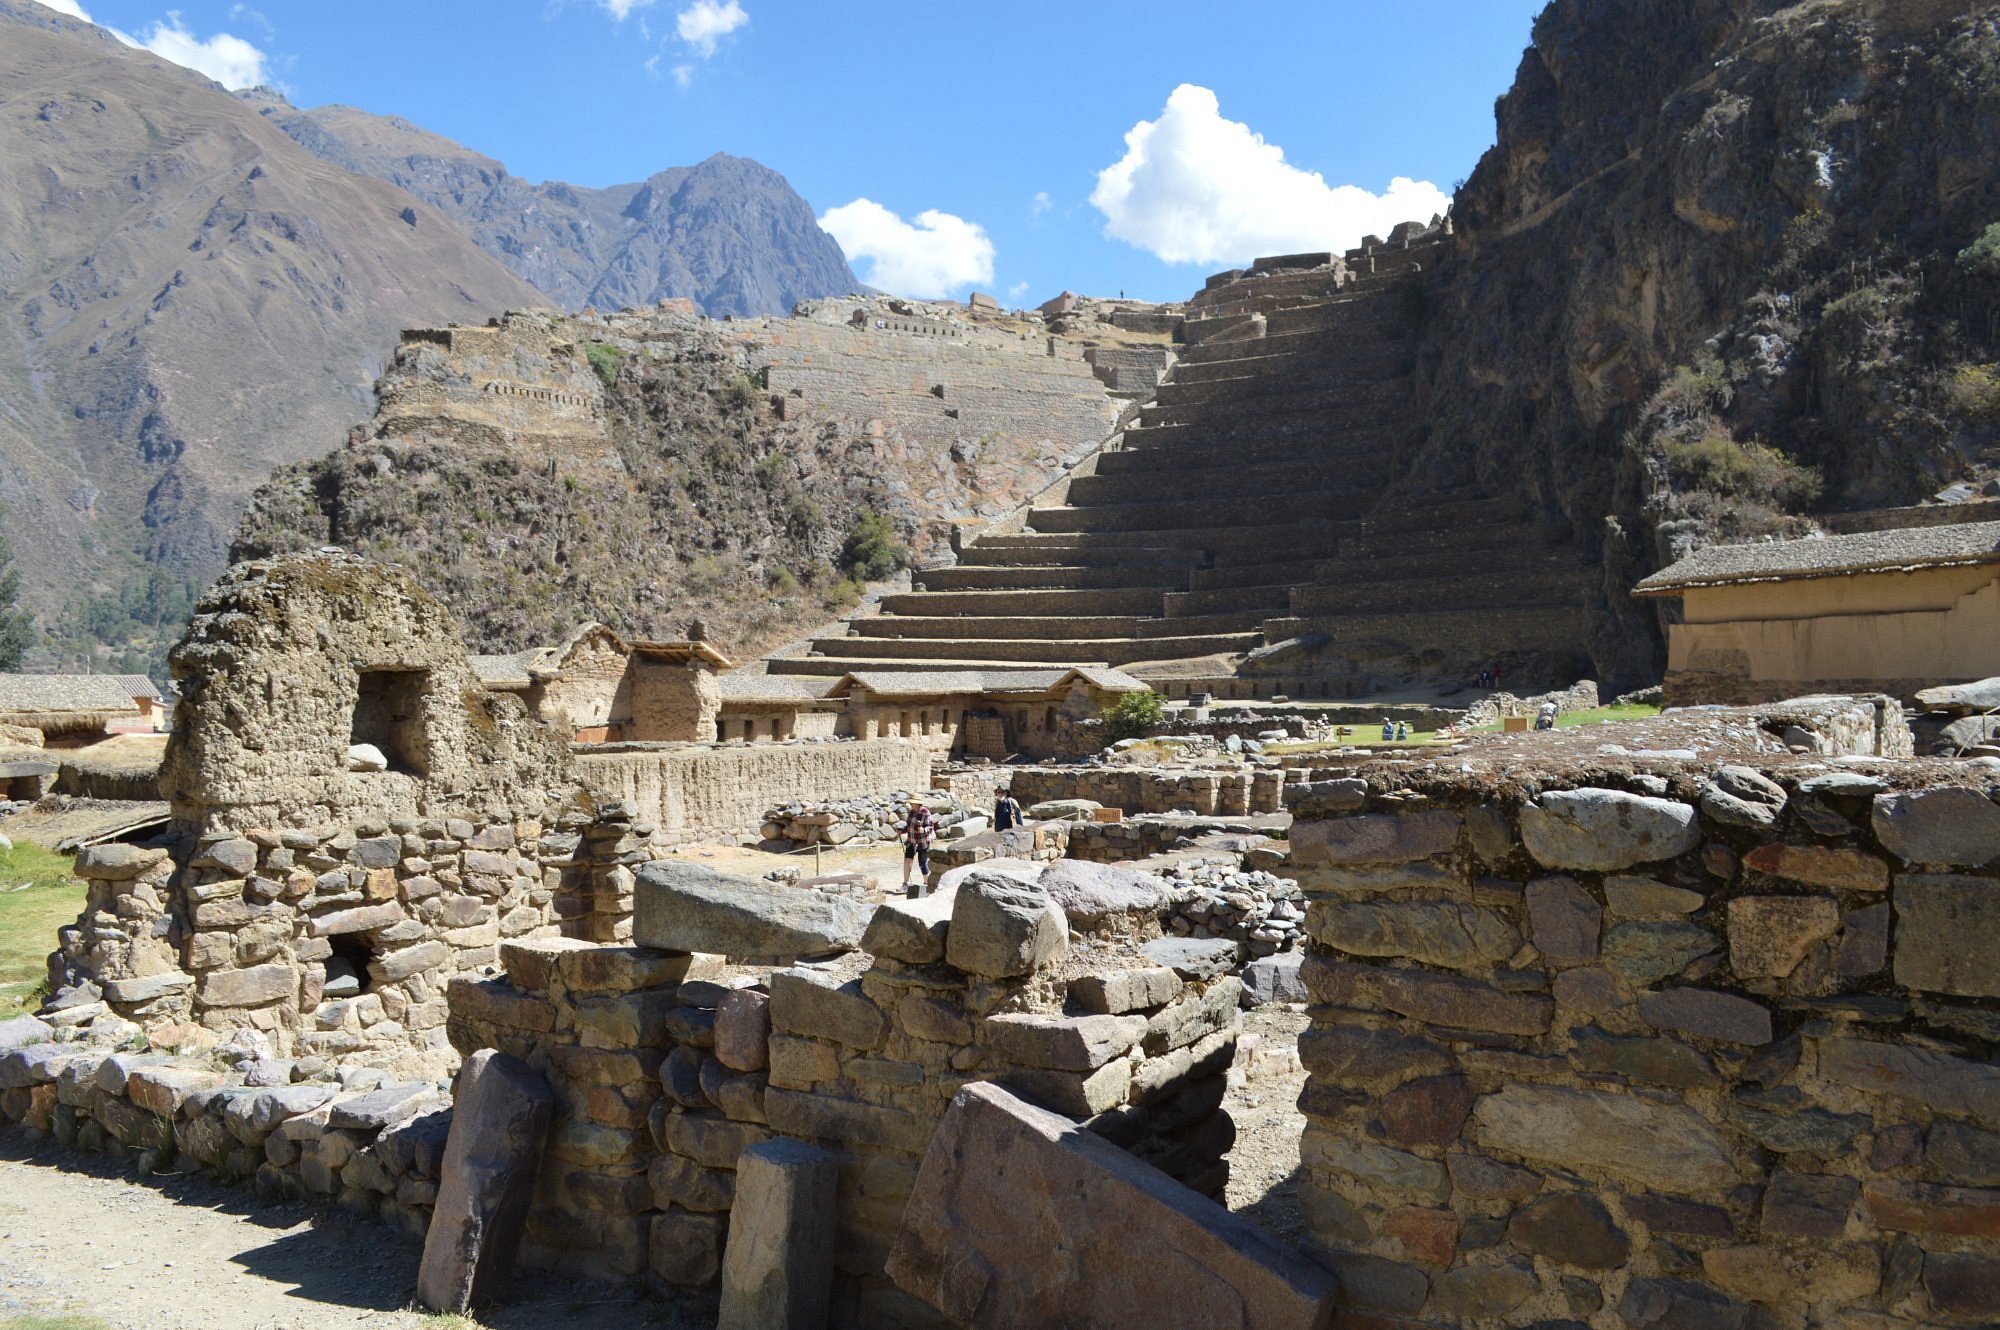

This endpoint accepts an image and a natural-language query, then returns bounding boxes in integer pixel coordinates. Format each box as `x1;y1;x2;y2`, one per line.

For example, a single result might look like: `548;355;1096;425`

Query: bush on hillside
1103;689;1165;743
840;513;911;582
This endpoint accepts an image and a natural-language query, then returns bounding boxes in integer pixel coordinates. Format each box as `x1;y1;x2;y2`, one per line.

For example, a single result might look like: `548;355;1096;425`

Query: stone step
1137;378;1406;430
1161;584;1298;618
1314;528;1563;581
877;587;1168;617
843;609;1269;641
915;563;1190;591
1173;307;1400;366
804;631;1261;666
953;539;1191;568
1027;486;1366;534
1262;603;1592;657
1155;349;1409;400
1165;337;1403;383
1188;557;1324;591
1126;406;1410;450
1288;562;1591;616
765;655;1105;678
1064;457;1391;505
1102;428;1403;472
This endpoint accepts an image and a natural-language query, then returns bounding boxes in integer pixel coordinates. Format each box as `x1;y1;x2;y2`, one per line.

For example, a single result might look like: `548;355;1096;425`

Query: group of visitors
1379;718;1411;742
901;786;1023;896
1476;665;1503;689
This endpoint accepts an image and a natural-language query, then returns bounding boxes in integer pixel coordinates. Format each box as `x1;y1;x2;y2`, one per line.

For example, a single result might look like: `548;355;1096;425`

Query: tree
1103;689;1164;743
840;512;911;582
0;517;31;669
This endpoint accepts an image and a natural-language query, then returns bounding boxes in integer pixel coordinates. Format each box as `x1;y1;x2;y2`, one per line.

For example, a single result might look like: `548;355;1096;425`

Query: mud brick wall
54;798;655;1070
1;1038;452;1239
1286;763;2000;1327
447;910;1244;1326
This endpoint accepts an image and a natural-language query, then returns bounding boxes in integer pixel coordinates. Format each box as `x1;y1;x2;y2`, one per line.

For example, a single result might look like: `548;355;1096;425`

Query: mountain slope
0;0;545;666
1408;0;2000;686
257;100;860;318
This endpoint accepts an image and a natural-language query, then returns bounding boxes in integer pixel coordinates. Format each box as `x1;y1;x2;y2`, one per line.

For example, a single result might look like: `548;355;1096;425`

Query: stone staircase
766;224;1596;692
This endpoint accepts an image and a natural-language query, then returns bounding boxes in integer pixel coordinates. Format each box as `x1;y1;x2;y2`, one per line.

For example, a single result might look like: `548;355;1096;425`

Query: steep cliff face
1411;0;2000;686
260;101;861;319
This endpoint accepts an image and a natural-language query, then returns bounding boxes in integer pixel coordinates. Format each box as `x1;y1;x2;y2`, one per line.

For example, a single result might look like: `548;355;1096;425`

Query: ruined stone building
0;673;146;746
473;622;730;744
824;666;1147;758
1635;519;2000;705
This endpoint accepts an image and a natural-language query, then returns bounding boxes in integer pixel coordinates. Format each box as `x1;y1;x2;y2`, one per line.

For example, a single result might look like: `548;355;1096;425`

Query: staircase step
878;587;1167;617
804;632;1261;666
1028;487;1371;534
1290;564;1590;616
1261;605;1591;658
916;564;1189;591
1065;456;1392;504
843;609;1269;641
1138;378;1406;429
1101;429;1403;472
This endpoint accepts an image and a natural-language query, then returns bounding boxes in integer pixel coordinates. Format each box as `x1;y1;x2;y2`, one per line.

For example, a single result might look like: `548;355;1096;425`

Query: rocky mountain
0;0;545;670
1409;0;2000;684
256;100;860;318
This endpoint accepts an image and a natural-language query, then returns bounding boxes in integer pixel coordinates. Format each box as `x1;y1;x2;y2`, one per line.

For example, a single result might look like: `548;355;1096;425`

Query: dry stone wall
1008;764;1286;816
1287;758;2000;1327
444;864;1246;1326
577;740;932;841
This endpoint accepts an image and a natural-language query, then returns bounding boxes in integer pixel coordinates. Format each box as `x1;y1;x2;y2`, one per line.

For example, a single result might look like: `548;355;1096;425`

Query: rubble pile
1157;860;1303;955
758;790;975;848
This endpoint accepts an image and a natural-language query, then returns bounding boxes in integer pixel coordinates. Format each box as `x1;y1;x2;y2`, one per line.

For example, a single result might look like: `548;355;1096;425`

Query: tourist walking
993;786;1021;832
901;795;937;895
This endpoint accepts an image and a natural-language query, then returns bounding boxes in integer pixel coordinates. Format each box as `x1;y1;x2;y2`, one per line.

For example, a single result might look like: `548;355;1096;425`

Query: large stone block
1893;874;2000;997
983;1013;1147;1072
1308;900;1518;971
717;1139;840;1330
416;1051;554;1313
633;861;869;958
1471;1083;1736;1195
1726;896;1840;978
197;962;296;1008
1637;987;1772;1046
886;1082;1335;1328
1306;959;1552;1036
1519;789;1699;872
1740;842;1888;892
944;871;1067;979
860;889;955;964
1817;1037;2000;1128
1288;810;1460;866
768;969;885;1050
1525;875;1601;967
1873;788;2000;867
1072;966;1182;1015
1037;860;1169;927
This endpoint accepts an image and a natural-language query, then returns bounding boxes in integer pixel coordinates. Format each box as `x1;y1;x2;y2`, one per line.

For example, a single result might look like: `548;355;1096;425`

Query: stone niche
161;552;572;830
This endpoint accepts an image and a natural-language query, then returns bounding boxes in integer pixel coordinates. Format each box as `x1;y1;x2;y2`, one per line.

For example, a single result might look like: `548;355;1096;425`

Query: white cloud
1029;191;1052;218
819;199;995;299
1091;84;1452;267
670;62;693;89
32;0;91;17
1007;281;1030;302
599;0;656;19
675;0;746;56
131;14;272;89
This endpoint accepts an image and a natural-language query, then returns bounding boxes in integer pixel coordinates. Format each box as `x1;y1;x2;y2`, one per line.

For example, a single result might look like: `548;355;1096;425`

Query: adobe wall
576;739;932;839
1286;757;2000;1327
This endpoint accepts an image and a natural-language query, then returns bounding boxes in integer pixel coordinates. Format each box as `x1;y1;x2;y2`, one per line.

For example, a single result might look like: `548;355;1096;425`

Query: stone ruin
3;551;1998;1330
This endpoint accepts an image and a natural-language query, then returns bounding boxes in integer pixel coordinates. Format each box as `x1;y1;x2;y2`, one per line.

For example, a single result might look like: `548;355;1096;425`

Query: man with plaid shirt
901;794;936;895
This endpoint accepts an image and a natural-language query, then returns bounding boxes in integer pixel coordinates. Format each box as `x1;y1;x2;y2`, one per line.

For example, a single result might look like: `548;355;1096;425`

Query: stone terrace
770;223;1597;696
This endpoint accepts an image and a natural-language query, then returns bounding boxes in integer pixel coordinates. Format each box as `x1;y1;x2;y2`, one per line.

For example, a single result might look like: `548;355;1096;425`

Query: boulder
1240;953;1306;1006
345;743;389;773
1027;799;1101;822
1519;789;1699;872
885;1082;1336;1329
1142;937;1240;981
1916;677;2000;715
718;1139;840;1330
937;857;1042;895
634;862;871;959
416;1051;555;1312
861;889;956;965
0;1015;53;1050
1037;861;1169;927
1873;789;2000;867
944;872;1067;978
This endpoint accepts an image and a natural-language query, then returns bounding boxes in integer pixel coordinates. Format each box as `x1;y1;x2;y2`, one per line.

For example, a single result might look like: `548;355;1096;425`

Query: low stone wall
1;1033;451;1240
577;739;932;839
1286;759;2000;1327
1007;765;1286;816
1066;813;1287;864
446;891;1244;1324
52;798;652;1074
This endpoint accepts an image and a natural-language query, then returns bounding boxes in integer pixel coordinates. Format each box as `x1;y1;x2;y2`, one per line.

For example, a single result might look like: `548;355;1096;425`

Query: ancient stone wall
0;1035;453;1239
445;876;1244;1324
378;314;610;453
1286;759;2000;1327
576;740;932;840
1007;765;1285;816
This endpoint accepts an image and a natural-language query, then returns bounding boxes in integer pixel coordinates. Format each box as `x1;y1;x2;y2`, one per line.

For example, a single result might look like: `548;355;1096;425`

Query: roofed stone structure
160;552;571;830
1634;520;2000;593
1633;520;2000;706
0;672;144;741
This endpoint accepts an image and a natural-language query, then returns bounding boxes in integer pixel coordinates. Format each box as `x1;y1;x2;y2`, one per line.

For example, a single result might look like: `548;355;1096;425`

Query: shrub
1960;222;2000;279
583;342;623;389
840;512;911;581
1943;363;2000;422
1103;689;1165;743
1663;430;1823;509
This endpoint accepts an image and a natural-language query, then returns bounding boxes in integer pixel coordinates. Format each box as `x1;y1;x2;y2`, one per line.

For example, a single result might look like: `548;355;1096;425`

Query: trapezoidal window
351;669;430;776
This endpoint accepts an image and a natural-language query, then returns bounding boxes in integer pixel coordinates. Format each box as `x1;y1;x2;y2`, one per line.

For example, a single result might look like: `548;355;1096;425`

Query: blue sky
43;0;1549;304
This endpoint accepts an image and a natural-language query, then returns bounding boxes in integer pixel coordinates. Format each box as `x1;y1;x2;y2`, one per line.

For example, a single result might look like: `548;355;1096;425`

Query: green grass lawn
1473;703;1664;733
0;841;84;1017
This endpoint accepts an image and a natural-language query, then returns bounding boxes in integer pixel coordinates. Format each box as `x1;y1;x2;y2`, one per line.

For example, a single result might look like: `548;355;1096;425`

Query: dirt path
1224;1005;1310;1244
0;1129;710;1330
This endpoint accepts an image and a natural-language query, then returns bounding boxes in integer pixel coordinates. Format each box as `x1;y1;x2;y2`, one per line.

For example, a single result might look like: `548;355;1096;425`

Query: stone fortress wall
377;314;612;453
1284;756;2000;1327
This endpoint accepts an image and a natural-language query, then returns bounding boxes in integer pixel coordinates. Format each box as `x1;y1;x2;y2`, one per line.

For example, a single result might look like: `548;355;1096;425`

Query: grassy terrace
1260;703;1665;757
0;841;83;1017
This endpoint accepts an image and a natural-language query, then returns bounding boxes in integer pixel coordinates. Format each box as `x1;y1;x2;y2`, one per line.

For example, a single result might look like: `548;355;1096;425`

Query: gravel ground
1224;1005;1310;1244
0;1128;710;1330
